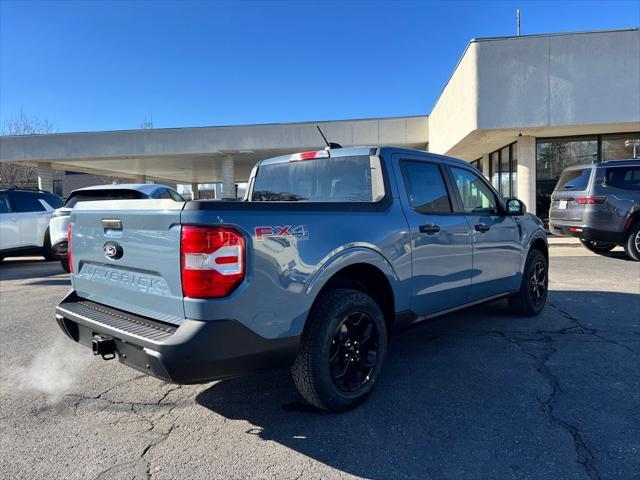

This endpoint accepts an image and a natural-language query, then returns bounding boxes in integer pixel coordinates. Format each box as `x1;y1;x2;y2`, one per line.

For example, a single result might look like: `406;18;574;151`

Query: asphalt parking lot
0;246;638;480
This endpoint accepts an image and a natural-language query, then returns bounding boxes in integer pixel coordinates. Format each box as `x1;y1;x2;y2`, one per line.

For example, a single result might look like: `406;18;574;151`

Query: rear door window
400;161;452;214
605;166;640;190
38;193;63;209
168;189;184;202
10;191;46;212
251;155;384;202
0;193;12;213
556;168;592;191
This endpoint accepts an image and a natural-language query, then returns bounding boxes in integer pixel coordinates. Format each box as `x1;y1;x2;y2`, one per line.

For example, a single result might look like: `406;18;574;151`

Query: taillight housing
67;223;73;273
576;196;606;205
181;226;245;298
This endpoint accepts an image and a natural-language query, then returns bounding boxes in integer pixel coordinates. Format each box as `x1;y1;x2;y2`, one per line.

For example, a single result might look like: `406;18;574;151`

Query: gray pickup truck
56;146;548;411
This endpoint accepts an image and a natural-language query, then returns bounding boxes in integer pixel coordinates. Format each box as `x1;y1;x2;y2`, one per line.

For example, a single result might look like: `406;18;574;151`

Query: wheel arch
306;249;402;336
624;210;640;238
529;236;548;261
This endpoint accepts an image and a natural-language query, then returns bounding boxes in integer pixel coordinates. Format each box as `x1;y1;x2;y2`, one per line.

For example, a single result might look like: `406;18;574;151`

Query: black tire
60;257;71;273
624;222;640;262
292;289;388;412
509;249;548;316
42;229;57;261
580;239;616;254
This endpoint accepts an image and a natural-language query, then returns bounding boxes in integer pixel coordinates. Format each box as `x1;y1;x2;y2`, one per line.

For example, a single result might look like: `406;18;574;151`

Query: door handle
419;223;441;234
475;223;491;233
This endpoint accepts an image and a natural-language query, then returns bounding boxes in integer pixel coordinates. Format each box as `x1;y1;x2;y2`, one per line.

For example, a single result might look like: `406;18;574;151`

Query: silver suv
549;159;640;260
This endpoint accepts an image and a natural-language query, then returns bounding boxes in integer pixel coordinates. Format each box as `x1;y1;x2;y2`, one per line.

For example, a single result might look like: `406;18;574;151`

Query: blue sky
1;0;638;133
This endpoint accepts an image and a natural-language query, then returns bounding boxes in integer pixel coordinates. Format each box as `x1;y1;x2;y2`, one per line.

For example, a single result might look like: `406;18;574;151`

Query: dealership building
1;28;639;220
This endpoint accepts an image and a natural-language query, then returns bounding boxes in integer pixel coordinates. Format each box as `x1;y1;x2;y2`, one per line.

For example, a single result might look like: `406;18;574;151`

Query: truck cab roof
258;146;472;168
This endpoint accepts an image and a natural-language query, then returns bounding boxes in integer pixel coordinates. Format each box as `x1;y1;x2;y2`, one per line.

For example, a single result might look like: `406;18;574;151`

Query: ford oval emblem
103;241;124;260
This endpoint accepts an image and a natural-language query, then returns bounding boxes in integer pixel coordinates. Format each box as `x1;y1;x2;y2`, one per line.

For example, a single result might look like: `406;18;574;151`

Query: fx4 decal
255;225;309;241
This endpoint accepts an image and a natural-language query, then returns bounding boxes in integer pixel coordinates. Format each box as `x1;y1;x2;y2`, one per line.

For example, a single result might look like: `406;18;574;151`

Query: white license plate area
558;200;568;209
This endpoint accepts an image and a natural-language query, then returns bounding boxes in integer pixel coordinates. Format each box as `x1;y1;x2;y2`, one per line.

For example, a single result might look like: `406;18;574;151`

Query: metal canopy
0;116;429;183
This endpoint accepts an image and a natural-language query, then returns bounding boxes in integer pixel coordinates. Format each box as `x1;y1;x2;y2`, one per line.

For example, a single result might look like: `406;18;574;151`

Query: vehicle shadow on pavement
600;250;634;261
0;259;65;280
196;291;640;480
0;259;66;281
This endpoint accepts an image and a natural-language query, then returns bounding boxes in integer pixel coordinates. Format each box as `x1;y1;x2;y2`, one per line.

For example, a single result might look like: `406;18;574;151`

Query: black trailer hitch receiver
92;334;116;360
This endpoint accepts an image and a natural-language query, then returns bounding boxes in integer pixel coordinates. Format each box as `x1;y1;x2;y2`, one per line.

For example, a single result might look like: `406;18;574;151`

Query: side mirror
505;198;526;215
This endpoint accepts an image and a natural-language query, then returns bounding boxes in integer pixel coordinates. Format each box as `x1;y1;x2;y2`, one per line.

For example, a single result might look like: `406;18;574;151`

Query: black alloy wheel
329;312;379;393
529;260;547;306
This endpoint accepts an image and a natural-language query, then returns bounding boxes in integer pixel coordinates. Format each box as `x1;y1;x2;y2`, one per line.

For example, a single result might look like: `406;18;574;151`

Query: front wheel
509;249;548;316
292;289;388;412
580;239;615;254
624;222;640;261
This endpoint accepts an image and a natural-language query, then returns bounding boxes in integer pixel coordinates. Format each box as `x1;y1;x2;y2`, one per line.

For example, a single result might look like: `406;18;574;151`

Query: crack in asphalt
63;380;184;480
548;303;639;356
419;301;631;480
513;336;601;480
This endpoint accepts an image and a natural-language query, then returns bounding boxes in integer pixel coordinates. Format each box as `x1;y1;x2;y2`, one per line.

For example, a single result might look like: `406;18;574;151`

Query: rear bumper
549;224;624;244
55;292;300;384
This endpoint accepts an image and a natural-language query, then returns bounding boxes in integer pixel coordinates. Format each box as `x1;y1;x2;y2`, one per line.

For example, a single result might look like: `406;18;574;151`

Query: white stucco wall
428;42;479;155
429;29;640;155
477;29;640;129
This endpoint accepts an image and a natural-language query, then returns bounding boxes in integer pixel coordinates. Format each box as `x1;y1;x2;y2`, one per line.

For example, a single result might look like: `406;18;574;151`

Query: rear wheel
624;222;640;261
60;257;70;273
580;239;615;254
292;289;388;412
509;249;548;316
42;229;57;261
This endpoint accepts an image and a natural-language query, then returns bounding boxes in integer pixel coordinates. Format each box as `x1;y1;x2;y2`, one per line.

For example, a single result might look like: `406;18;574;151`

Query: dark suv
549;159;640;260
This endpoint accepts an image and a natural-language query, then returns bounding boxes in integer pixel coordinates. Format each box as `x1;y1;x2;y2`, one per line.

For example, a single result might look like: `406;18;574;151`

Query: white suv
50;184;184;272
0;187;63;262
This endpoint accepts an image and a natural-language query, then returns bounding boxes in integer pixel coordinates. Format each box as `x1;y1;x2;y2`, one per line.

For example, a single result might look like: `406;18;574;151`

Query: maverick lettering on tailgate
79;264;169;296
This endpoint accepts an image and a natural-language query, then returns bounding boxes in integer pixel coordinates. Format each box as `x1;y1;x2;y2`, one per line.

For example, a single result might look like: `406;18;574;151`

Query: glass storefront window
500;146;510;197
490;151;499;191
488;144;517;198
471;157;483;175
536;136;598;221
602;133;640;160
511;144;518;198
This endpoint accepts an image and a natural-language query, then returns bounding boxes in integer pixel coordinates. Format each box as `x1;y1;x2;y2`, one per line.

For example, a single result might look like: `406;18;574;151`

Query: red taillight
181;226;245;298
67;223;73;273
576;196;606;205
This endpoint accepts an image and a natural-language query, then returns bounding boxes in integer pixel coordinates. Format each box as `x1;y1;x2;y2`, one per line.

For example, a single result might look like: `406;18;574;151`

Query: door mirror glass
505;198;526;215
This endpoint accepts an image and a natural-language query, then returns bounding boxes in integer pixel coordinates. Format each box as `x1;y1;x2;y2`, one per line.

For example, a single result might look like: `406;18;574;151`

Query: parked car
549;159;640;260
50;184;184;272
0;187;63;262
55;147;548;412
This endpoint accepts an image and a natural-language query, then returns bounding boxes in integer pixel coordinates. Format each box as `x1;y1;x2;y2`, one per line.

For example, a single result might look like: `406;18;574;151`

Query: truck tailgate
70;199;185;325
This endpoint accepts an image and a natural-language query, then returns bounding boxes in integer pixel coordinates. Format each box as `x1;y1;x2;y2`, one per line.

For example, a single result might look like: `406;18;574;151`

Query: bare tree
0;110;55;188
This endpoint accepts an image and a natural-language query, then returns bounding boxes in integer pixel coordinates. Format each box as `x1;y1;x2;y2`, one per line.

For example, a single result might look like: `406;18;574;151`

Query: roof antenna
516;9;521;36
316;125;342;150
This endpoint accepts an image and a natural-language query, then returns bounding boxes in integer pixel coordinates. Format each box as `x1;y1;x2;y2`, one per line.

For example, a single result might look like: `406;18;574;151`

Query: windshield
251;155;385;202
556;168;592;191
64;190;145;208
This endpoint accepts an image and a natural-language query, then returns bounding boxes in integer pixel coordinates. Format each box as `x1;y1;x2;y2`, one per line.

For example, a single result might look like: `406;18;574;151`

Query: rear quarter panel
181;201;412;339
